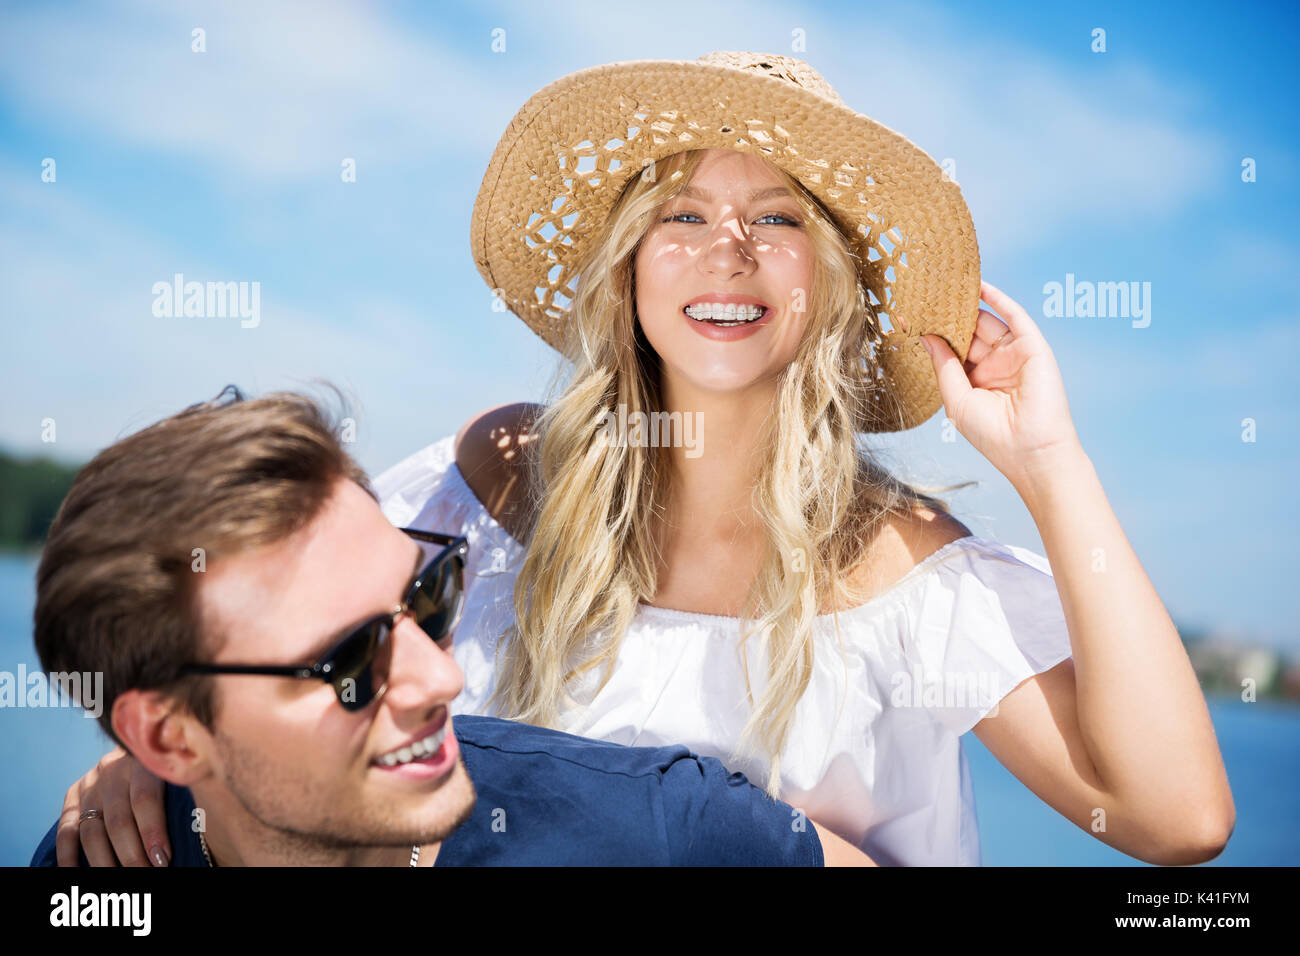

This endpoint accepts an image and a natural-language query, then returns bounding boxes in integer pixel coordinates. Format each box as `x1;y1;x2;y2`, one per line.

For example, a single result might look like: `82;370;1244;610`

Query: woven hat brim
470;57;980;432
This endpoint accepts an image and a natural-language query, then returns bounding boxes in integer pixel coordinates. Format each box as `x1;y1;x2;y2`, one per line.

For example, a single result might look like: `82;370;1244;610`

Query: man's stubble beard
212;730;478;858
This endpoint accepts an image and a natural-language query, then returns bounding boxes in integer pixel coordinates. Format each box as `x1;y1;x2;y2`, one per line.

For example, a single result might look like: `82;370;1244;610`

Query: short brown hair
34;386;372;748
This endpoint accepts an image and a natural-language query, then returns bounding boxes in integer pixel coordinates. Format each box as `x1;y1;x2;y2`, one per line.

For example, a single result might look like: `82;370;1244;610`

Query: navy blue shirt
31;715;822;866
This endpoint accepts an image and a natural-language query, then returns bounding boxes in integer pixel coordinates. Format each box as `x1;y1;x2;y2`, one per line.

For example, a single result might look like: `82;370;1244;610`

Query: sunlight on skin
634;149;814;398
620;149;824;601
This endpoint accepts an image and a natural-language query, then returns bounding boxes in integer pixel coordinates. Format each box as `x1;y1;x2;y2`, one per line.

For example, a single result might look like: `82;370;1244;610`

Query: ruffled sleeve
373;437;528;714
373;435;526;567
901;537;1075;737
374;435;464;530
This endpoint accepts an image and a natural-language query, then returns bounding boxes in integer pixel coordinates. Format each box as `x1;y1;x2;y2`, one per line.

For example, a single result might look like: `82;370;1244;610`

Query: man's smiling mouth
372;711;449;767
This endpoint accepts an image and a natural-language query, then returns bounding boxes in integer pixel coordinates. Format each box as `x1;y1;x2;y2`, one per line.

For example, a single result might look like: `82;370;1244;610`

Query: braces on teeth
684;303;768;326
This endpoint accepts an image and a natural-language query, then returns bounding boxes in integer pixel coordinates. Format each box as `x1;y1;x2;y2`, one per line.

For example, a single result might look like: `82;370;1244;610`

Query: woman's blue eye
663;212;799;225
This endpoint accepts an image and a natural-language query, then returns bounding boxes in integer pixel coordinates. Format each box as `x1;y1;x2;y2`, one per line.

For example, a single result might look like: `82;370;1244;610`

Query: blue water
1;553;1295;866
964;697;1298;865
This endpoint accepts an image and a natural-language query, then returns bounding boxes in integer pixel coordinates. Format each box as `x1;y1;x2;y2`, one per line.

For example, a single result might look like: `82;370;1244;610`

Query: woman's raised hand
921;279;1083;490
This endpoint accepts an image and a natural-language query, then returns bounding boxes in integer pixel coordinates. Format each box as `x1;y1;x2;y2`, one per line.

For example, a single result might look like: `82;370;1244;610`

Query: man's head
34;387;475;856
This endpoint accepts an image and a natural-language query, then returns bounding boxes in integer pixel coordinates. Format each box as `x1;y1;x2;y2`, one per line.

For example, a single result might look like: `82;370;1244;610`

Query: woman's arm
811;819;879;866
453;401;543;543
922;280;1233;865
973;442;1233;864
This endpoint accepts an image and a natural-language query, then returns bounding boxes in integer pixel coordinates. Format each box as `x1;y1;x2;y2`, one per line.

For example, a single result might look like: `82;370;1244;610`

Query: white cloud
0;0;1230;254
0;0;521;181
0;163;557;473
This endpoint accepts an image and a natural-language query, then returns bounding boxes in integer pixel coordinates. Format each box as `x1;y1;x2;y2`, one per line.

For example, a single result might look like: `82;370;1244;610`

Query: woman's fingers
130;762;171;866
979;279;1043;341
974;309;1013;347
100;752;150;866
54;748;169;868
55;781;87;867
75;758;122;867
78;816;120;867
965;309;1013;367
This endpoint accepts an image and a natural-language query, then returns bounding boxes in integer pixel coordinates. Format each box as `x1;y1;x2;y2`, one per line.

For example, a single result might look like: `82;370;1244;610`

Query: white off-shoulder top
376;435;1075;866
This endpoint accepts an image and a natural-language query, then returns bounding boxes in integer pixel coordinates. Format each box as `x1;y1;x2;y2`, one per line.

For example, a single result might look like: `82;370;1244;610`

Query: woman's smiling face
634;149;815;395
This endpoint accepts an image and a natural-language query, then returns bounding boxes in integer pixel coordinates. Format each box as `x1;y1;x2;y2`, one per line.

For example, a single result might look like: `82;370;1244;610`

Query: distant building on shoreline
1182;624;1298;704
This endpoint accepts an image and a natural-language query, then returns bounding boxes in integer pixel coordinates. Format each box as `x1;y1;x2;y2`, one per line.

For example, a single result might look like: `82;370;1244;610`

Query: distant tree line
0;452;81;549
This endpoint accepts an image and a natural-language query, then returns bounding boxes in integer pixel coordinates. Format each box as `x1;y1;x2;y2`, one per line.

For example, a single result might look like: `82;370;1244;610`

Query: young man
30;387;872;866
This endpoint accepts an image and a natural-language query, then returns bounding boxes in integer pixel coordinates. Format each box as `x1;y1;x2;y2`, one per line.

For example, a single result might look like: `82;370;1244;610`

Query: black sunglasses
179;528;468;711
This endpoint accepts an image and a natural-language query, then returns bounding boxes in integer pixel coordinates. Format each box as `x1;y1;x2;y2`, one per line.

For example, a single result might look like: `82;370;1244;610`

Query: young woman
54;52;1232;867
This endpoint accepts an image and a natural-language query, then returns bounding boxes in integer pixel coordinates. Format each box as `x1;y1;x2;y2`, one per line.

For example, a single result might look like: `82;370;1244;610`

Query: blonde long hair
489;148;972;794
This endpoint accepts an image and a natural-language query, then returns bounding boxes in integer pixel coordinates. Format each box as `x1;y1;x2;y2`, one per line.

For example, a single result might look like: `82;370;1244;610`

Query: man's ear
111;690;214;787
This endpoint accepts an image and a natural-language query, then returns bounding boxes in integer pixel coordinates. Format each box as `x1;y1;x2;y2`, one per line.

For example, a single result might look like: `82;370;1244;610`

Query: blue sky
1;0;1297;648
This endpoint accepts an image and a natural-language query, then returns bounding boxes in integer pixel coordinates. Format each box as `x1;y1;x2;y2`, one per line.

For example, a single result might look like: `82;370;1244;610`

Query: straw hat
469;51;980;432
